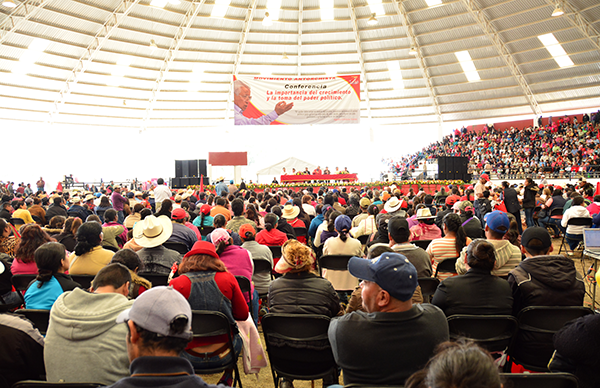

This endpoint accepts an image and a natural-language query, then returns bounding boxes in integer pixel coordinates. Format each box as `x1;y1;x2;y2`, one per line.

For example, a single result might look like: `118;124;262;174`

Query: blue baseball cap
348;252;417;302
484;210;510;234
334;214;352;232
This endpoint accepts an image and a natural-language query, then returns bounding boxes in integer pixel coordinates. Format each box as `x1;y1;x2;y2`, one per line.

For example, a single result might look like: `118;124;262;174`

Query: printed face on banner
232;75;361;126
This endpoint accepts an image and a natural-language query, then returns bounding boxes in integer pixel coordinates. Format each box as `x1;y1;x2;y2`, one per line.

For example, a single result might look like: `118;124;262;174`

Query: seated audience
124;203;144;229
24;242;80;309
561;195;591;250
240;224;273;297
102;209;127;249
0;218;19;258
110;249;151;299
45;263;134;384
226;198;257;234
206;214;242;246
432;239;513;316
94;195;112;223
167;208;198;251
328;252;448;386
12;200;35;224
209;197;231;222
323;215;363;292
134;215;180;275
69;221;115;275
12;224;54;275
388;216;432;277
410;208;442;241
350;204;378;238
192;204;214;240
427;213;469;280
170;241;248;386
456;210;522;277
538;188;567;237
256;213;288;246
52;216;82;252
508;226;585;315
43;215;66;236
105;286;225;388
457;201;483;239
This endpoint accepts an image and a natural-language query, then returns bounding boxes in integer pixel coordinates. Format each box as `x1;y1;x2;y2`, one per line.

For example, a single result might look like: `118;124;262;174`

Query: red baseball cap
184;241;218;259
172;208;187;220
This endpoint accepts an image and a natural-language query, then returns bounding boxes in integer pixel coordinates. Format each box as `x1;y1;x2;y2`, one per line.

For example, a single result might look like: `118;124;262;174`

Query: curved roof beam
225;0;258;121
347;0;371;121
550;0;600;50
142;0;206;130
391;0;443;129
460;0;542;117
48;0;142;123
0;0;53;45
297;0;302;76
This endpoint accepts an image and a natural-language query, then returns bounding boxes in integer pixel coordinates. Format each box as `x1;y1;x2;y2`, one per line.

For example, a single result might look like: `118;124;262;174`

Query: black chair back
506;306;594;372
268;245;282;259
447;314;518;352
10;218;25;227
413;240;432;250
417;277;440;303
191;310;242;387
293;227;307;240
11;274;37;292
261;313;338;386
163;241;189;255
235;275;253;321
70;275;95;290
559;217;592;254
318;254;353;274
137;272;169;287
549;207;564;217
13;381;104;388
252;259;273;279
499;372;578;388
434;257;458;278
102;244;119;252
357;235;369;245
199;225;214;237
15;309;51;335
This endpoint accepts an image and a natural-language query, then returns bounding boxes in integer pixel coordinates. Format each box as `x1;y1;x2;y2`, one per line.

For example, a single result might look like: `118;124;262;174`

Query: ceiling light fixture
409;46;417;55
2;0;16;7
551;4;564;17
263;11;273;26
149;39;158;51
282;52;289;60
367;13;378;25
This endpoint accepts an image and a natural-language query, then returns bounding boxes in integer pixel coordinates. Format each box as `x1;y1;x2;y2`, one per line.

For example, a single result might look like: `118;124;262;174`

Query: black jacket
508;255;585;315
268;271;340;317
432;268;513;316
45;204;68;222
522;183;539;209
502;188;521;213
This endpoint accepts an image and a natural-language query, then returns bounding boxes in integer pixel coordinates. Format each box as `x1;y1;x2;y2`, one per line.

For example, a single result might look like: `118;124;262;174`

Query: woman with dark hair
301;194;316;217
426;213;471;280
268;239;340;388
94;195;112;223
192;204;214;240
245;203;263;230
0;218;20;258
457;200;484;240
320;210;341;245
68;221;115;275
154;198;173;218
292;198;311;231
123;203;144;229
256;213;288;246
206;214;242;246
431;239;512;316
43;215;66;235
52;217;82;252
170;241;248;386
12;224;55;275
110;248;151;298
538;188;567;238
323;215;363;293
271;206;296;240
24;242;80;309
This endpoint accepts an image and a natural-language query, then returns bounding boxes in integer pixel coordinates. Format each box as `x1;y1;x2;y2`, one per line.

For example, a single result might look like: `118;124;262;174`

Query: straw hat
281;204;300;219
133;215;173;248
416;208;436;220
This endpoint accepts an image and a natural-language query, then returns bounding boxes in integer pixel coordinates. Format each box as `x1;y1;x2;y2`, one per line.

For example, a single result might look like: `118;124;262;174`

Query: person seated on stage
324;167;331;175
313;166;322;175
303;167;311;175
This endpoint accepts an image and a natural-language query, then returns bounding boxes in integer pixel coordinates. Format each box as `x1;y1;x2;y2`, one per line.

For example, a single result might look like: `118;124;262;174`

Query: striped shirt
427;237;469;281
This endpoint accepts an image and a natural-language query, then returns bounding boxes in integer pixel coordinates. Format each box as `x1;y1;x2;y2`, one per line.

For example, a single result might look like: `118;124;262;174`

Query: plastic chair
12;382;104;388
268;245;282;259
505;306;594;372
261;313;338;388
70;275;95;290
14;309;51;335
137;272;169;287
199;225;214;237
357;235;370;245
252;259;273;299
190;310;243;388
11;274;37;292
163;241;189;255
434;257;458;278
10;218;25;227
293;227;308;240
101;244;119;252
417;277;440;303
413;240;432;250
446;314;518;353
235;275;254;322
499;372;579;388
559;217;592;255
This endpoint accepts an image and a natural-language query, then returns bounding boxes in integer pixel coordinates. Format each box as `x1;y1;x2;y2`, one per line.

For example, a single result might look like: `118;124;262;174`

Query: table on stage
280;173;358;183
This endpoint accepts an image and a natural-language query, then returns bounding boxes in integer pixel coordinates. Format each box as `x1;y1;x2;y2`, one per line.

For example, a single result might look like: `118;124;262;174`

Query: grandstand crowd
1;143;599;387
385;111;600;179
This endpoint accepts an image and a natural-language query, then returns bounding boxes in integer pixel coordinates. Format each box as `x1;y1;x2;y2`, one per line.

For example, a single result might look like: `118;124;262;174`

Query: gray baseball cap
116;286;193;340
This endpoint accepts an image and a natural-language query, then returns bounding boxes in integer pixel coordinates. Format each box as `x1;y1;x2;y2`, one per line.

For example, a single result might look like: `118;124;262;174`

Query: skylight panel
367;0;385;16
425;0;443;7
266;0;282;19
13;38;49;75
538;33;574;68
320;0;334;21
387;61;404;89
211;0;231;18
455;50;480;82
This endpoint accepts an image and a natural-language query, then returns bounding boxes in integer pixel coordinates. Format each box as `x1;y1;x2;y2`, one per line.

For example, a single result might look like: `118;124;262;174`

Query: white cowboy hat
281;204;300;219
416;208;436;220
133;215;173;248
384;197;402;213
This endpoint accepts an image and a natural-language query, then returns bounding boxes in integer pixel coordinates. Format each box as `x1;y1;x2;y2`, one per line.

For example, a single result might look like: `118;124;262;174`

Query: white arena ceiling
0;0;599;130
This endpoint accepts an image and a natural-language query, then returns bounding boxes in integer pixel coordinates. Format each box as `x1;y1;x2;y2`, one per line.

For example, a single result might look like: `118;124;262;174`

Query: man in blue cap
327;252;448;386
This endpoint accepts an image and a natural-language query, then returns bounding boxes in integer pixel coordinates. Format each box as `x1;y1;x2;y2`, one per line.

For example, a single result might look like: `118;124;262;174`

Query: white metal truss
391;0;443;129
347;0;371;121
551;0;600;50
142;0;205;130
297;0;303;76
48;0;142;123
0;0;53;45
461;0;542;117
224;0;258;121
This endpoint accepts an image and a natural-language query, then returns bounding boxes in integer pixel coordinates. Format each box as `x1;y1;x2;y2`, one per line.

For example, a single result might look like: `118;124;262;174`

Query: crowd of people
0;170;597;387
384;111;600;180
